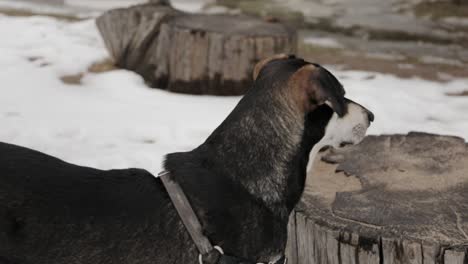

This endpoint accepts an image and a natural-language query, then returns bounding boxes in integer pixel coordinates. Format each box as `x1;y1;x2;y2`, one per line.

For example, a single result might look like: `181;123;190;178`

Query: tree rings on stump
287;132;468;264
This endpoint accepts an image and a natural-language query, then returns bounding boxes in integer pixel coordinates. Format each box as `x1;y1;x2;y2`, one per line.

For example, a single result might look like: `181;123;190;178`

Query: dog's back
0;142;179;264
0;55;373;264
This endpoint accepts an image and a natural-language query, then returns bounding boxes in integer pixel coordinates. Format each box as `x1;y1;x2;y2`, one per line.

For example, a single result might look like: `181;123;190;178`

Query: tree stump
287;132;468;264
96;4;296;95
96;4;182;78
148;0;170;5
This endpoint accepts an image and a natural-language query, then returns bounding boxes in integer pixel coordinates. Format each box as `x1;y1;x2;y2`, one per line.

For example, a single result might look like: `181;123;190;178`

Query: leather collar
159;171;287;264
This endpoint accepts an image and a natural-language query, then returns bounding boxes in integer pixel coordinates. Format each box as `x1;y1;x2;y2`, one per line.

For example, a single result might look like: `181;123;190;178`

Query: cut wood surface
96;3;296;95
286;132;468;264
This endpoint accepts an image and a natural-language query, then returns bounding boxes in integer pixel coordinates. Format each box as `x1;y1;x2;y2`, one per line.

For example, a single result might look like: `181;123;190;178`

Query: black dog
0;55;373;264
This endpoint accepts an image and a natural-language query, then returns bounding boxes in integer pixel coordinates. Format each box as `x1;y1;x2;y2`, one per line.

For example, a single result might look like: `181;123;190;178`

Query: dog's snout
366;110;374;123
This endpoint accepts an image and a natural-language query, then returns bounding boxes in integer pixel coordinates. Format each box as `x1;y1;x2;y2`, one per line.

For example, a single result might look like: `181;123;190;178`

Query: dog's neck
199;87;324;218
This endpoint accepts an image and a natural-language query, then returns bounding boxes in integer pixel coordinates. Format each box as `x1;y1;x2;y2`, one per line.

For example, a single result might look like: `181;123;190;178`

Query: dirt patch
88;58;116;73
60;73;84;85
27;56;42;62
0;7;82;21
446;90;468;96
26;56;51;67
413;1;468;20
215;0;305;25
59;59;116;85
298;43;468;81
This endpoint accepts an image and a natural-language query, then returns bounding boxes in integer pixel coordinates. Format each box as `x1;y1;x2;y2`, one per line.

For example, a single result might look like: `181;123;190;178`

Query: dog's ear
289;64;347;116
253;54;291;80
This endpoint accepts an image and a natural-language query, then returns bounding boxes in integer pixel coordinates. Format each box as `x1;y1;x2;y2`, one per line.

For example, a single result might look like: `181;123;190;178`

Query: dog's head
253;54;374;150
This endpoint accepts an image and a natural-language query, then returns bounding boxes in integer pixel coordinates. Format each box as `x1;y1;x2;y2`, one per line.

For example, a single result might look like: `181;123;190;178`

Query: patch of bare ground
59;58;116;85
0;7;82;21
298;43;468;82
413;1;468;20
214;0;305;25
446;91;468;96
27;56;51;67
88;58;117;73
60;73;84;85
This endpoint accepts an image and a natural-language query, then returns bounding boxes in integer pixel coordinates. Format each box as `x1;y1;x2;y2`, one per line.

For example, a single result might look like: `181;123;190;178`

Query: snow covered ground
0;14;467;175
0;0;212;16
64;0;211;13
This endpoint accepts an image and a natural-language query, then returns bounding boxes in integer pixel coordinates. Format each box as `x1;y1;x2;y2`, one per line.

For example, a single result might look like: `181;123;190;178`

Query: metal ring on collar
198;246;224;264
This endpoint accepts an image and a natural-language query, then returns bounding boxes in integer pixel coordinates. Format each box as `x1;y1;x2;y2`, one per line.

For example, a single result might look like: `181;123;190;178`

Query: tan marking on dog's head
253;54;290;81
287;64;347;115
288;64;327;112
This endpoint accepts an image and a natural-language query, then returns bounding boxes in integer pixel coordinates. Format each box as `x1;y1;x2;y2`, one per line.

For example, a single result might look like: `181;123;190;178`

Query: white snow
172;0;214;13
303;36;344;49
64;0;211;13
0;0;214;14
64;0;147;10
0;15;239;174
0;14;467;175
419;55;463;66
442;17;468;27
0;0;100;18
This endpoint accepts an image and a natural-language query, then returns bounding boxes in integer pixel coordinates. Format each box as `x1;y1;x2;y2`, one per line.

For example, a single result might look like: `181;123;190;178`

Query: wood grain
96;4;296;95
286;133;468;264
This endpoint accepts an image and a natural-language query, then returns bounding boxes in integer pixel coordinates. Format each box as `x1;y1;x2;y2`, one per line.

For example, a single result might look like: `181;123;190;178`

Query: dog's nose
367;110;375;123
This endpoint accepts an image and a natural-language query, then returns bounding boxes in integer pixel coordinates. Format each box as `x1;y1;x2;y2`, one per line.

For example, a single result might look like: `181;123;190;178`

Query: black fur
0;58;342;263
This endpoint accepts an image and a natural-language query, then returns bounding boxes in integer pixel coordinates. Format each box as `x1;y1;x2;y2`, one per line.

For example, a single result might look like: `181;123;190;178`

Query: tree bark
286;133;468;264
148;0;170;5
96;4;296;95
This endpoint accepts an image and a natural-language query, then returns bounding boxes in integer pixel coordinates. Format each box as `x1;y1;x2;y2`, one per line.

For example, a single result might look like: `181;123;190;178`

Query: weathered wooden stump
287;132;468;264
148;0;170;4
96;3;296;95
96;4;181;78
